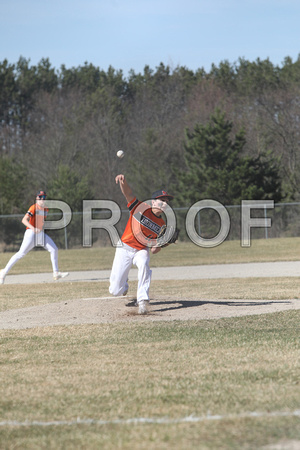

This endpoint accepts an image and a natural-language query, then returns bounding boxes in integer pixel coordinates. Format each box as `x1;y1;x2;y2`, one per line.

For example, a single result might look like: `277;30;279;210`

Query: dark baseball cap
36;190;47;199
151;189;174;201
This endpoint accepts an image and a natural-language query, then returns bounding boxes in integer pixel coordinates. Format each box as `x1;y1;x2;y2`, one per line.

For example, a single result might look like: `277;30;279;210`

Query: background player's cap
151;189;174;201
36;190;47;199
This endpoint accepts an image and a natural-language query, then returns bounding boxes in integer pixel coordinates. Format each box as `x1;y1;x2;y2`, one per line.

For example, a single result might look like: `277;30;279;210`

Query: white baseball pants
3;229;59;275
109;243;152;303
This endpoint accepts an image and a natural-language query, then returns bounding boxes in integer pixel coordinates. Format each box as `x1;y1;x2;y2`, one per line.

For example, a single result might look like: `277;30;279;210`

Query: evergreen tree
47;165;92;211
47;165;93;247
0;60;17;126
0;156;27;245
0;156;27;213
175;110;282;206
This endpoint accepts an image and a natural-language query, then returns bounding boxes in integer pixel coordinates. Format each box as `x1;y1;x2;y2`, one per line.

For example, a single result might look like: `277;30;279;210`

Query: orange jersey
26;203;48;230
121;197;166;250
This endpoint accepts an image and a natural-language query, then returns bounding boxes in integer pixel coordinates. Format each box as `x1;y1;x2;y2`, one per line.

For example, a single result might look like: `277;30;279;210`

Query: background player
0;190;68;284
109;174;174;314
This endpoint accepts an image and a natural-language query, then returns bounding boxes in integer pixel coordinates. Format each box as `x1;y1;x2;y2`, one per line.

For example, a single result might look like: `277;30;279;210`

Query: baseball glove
157;225;180;247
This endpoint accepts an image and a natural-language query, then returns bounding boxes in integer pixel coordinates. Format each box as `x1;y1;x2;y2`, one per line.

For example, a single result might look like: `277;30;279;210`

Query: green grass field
1;236;300;275
0;238;300;449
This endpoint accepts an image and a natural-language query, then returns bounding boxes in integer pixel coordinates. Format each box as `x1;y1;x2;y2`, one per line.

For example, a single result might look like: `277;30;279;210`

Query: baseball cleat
53;271;69;281
138;300;149;315
0;269;6;285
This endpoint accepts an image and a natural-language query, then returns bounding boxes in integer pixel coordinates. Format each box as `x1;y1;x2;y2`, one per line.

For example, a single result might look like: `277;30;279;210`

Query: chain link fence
1;202;300;251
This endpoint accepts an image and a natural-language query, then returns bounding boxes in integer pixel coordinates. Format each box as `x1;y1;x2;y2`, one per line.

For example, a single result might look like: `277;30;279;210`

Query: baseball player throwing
0;190;68;284
109;174;178;314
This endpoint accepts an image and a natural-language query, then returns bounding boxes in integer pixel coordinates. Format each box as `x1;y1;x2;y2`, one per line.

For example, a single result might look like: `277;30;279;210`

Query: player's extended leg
43;233;68;280
43;233;59;273
133;248;152;303
2;229;36;275
109;244;134;296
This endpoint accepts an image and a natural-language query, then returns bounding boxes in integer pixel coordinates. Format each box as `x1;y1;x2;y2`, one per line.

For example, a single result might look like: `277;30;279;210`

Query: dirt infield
1;295;299;330
1;261;300;329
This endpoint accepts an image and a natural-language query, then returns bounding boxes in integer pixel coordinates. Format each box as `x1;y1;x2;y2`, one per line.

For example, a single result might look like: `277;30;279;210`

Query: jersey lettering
133;211;162;234
121;197;166;250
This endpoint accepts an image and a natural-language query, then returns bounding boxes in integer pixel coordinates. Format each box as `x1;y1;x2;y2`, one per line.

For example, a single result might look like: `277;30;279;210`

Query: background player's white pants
3;229;59;275
109;243;152;303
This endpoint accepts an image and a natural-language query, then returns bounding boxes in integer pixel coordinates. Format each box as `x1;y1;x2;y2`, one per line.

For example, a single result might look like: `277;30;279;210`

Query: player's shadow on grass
147;299;291;313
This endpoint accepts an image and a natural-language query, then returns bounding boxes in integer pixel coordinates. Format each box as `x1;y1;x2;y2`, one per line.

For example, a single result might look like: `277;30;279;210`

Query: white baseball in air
117;150;124;159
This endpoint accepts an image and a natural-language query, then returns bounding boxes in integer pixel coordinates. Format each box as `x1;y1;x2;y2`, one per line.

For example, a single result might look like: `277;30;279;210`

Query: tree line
1;55;300;244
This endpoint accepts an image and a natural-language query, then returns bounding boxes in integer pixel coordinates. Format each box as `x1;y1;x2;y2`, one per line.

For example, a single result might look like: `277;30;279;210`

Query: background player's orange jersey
121;197;165;250
26;204;48;230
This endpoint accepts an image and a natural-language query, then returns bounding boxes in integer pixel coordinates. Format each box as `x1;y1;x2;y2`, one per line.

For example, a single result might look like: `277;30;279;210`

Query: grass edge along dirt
1;237;300;274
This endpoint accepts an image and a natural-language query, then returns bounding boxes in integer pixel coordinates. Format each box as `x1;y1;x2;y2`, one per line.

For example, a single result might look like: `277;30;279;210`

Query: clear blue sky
1;0;299;77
